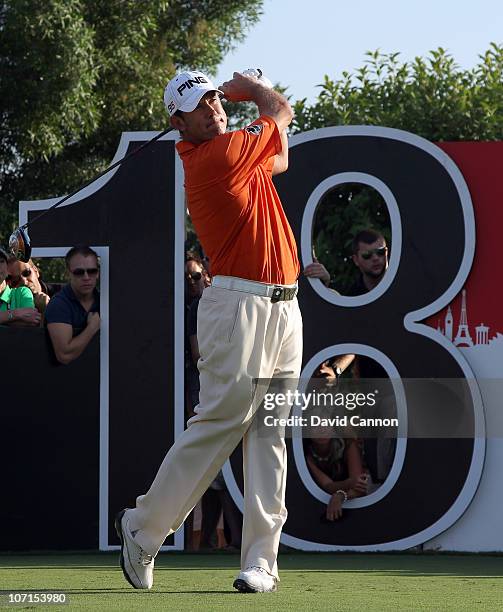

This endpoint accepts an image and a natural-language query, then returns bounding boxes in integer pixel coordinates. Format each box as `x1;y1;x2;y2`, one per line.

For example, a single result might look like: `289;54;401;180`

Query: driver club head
9;226;32;262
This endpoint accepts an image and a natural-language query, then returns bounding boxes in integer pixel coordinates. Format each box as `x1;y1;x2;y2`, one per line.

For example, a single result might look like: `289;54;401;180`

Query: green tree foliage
292;45;503;139
0;0;264;246
291;44;503;291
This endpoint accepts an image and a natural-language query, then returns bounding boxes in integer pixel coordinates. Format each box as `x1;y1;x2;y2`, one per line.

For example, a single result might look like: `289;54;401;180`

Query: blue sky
215;0;503;103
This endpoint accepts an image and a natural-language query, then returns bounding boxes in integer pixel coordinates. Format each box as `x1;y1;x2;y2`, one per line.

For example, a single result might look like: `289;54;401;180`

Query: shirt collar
63;283;79;302
63;283;99;304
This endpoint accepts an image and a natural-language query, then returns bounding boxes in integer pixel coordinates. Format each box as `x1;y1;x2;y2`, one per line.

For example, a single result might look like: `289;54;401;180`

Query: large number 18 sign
15;126;485;551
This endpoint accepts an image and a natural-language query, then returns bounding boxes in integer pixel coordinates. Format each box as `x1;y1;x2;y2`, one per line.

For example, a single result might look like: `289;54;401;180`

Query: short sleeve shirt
176;116;299;285
0;285;34;312
45;284;100;336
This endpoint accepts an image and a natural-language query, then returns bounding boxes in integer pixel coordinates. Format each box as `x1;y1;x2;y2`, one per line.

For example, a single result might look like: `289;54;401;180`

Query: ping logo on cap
177;76;208;96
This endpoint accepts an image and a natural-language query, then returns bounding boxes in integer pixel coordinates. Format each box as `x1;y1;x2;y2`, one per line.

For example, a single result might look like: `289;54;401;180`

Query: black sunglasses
186;271;202;281
71;267;99;277
6;268;32;282
360;246;387;260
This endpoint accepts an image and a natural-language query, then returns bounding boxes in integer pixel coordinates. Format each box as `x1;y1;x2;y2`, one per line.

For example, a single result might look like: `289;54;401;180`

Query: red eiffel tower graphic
454;289;474;347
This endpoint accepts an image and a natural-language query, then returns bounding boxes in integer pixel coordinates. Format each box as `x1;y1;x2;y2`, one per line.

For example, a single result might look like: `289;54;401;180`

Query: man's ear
170;114;185;133
351;254;359;268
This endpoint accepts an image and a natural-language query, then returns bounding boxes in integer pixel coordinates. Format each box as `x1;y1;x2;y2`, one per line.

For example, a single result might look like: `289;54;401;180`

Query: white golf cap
163;71;223;116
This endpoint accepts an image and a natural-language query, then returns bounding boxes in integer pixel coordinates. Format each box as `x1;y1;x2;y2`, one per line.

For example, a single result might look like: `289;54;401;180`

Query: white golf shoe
233;566;278;593
115;509;155;589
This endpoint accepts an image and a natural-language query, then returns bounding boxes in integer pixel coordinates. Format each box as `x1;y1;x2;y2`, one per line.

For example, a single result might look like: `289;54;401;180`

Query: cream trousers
129;283;303;578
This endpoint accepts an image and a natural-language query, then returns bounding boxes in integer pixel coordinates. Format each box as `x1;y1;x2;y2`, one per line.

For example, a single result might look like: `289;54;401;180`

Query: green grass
0;552;502;611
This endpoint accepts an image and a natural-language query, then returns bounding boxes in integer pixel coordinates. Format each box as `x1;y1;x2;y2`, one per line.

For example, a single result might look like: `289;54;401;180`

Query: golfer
116;70;302;593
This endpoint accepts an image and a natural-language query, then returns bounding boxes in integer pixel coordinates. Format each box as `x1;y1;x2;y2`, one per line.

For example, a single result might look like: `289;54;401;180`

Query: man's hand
220;71;293;132
33;292;50;312
87;311;100;332
220;72;266;102
317;361;336;379
11;307;41;326
303;258;330;286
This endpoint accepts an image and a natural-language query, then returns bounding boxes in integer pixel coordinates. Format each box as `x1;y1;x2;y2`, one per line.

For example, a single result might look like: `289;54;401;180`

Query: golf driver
8;126;173;262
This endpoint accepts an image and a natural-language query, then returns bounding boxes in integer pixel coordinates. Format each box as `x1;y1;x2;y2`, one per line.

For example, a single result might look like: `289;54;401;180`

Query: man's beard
365;266;385;280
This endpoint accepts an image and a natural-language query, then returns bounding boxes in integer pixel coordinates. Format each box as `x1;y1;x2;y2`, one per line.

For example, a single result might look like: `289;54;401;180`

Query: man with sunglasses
185;252;210;416
7;256;51;320
116;70;301;594
0;247;41;326
347;229;389;296
185;252;209;305
45;246;100;365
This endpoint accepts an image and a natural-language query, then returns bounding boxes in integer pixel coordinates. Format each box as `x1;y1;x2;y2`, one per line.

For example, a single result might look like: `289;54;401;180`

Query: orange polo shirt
176;115;299;285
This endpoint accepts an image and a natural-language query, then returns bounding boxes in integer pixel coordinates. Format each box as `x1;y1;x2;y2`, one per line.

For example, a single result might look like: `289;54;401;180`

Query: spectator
347;229;388;295
45;246;100;365
303;229;388;295
0;248;41;326
185;251;209;304
306;433;368;522
185;252;210;415
183;252;212;549
7;256;51;321
305;360;368;521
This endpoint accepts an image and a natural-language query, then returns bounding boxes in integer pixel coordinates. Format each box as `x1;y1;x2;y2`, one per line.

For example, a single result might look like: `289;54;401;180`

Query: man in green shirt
0;248;41;326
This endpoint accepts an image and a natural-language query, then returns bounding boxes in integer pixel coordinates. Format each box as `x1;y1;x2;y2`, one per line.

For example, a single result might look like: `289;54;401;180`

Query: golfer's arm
47;322;97;365
272;129;289;176
251;84;293;133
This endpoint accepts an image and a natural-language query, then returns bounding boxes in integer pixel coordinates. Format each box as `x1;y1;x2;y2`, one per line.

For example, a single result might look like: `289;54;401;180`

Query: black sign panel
3;133;181;550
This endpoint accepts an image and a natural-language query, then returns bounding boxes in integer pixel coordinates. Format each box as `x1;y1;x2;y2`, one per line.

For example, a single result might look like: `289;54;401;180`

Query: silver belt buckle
271;286;284;303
